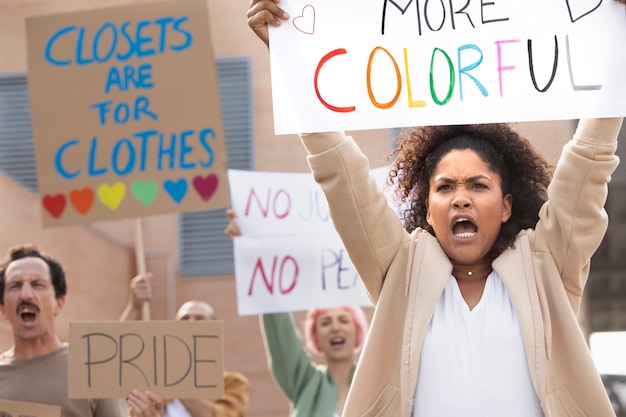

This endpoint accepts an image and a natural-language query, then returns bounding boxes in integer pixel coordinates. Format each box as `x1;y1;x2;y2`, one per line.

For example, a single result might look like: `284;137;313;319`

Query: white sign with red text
228;169;395;315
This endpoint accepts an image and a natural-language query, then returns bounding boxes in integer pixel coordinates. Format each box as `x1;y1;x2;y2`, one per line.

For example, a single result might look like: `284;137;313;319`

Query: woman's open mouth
453;217;477;239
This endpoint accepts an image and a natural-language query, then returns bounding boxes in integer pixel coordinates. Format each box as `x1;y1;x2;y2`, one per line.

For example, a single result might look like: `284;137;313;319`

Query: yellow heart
97;182;126;211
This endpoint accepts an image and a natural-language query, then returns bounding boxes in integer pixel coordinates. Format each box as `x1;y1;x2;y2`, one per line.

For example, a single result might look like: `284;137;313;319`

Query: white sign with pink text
228;169;396;315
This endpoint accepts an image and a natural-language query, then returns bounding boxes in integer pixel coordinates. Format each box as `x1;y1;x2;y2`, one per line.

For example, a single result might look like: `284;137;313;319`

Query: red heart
69;187;94;214
192;174;219;201
42;194;66;218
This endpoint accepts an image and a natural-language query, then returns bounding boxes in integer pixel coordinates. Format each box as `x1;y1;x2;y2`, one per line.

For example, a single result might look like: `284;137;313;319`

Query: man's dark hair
0;244;67;304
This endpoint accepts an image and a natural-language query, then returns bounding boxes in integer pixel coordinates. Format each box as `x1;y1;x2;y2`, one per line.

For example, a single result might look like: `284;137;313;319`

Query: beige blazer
300;118;622;417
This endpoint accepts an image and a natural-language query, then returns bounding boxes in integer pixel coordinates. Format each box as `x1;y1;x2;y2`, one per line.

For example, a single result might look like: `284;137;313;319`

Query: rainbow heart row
42;174;219;219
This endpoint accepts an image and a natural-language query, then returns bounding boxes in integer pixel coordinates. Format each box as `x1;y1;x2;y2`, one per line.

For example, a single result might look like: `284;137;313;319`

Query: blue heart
164;179;188;204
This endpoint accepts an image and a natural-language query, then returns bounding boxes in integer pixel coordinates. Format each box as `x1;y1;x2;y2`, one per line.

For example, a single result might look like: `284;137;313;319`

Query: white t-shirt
164;399;191;417
413;272;544;417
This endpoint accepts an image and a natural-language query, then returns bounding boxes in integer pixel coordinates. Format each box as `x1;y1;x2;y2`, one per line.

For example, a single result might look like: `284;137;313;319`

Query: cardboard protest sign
68;320;224;399
268;0;626;134
228;169;397;315
26;0;229;227
0;399;61;417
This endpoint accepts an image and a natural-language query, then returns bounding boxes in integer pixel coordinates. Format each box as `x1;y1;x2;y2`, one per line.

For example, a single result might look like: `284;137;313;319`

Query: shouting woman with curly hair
247;0;624;415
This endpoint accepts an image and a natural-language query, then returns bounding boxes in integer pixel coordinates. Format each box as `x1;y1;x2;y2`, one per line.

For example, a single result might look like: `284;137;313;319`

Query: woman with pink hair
225;210;369;417
260;307;368;417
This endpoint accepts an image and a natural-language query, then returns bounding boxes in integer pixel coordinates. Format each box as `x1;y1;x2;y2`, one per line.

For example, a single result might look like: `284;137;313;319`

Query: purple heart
192;174;219;201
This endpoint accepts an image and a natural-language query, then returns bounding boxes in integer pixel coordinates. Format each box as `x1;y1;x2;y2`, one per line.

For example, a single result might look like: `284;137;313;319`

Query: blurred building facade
0;1;624;416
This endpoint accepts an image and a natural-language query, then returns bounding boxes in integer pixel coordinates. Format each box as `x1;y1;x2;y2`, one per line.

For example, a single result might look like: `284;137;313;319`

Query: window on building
178;57;254;276
0;73;38;193
0;57;253;277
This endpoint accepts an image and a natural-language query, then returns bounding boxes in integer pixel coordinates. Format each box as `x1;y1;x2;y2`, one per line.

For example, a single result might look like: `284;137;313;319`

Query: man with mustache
0;243;164;417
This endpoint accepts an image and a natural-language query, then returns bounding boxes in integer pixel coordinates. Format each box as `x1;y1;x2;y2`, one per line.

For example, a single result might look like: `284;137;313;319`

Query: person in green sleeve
225;210;370;417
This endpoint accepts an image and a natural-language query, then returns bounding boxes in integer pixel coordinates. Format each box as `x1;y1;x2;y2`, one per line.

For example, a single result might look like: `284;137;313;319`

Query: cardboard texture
25;0;230;227
68;320;224;399
0;399;61;417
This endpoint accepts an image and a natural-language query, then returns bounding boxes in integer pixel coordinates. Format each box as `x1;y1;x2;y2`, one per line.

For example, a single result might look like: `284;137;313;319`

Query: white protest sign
227;169;335;237
228;169;393;315
268;0;626;134
234;235;370;315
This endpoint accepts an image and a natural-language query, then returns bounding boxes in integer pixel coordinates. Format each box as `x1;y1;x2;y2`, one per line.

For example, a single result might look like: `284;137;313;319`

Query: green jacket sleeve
260;313;320;402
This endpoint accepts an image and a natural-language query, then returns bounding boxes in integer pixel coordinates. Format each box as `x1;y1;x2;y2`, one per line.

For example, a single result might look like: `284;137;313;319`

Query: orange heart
69;187;94;215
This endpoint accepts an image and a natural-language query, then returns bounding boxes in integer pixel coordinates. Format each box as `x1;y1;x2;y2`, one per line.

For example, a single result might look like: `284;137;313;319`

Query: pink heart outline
192;174;219;202
293;5;315;35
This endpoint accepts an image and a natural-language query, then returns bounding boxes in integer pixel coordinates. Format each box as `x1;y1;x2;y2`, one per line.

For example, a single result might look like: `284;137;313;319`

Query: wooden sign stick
135;217;150;321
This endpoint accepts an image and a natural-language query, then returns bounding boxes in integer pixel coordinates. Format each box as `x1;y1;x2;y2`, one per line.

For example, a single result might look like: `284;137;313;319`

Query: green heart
131;180;159;206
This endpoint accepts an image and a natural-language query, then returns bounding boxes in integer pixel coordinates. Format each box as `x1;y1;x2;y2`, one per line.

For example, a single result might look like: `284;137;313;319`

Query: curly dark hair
387;123;554;261
0;243;67;304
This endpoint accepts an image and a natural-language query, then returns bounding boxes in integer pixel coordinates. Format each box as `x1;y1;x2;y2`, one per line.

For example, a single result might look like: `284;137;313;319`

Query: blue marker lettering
123;66;136;89
114;102;130;124
93;22;117;63
154;17;175;53
158;132;176;170
171;17;193;51
90;100;113;125
104;67;124;93
87;137;108;177
133;130;158;172
198;128;215;168
111;138;135;176
320;248;359;290
458;44;488;101
116;21;135;61
76;27;94;66
135;20;156;58
335;249;358;289
44;26;75;66
179;130;195;169
135;63;154;88
54;139;80;179
134;96;157;121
